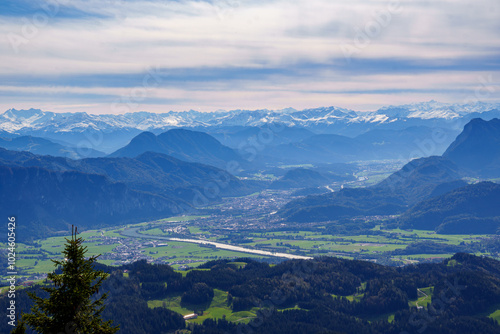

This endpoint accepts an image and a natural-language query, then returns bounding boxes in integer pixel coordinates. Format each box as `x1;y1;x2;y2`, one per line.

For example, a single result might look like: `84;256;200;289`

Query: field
1;210;499;328
409;287;434;308
148;289;257;324
1;212;498;285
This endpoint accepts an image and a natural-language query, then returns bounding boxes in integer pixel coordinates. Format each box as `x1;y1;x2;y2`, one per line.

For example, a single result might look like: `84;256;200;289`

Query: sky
0;0;499;114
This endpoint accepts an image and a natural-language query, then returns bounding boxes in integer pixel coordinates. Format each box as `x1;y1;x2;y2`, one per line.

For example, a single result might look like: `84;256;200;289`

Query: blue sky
0;0;499;114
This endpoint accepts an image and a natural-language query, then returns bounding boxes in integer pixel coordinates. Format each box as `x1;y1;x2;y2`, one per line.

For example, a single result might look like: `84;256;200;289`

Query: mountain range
260;126;459;164
1;101;499;153
280;118;500;234
0;148;254;200
2;103;500;237
0;165;183;240
0;135;105;159
0;146;257;239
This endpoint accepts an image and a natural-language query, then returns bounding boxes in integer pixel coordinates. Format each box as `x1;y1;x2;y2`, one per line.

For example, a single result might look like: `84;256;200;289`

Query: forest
2;253;500;334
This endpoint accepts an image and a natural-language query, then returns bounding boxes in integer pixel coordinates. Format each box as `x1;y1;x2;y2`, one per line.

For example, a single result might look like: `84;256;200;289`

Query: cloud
0;0;499;113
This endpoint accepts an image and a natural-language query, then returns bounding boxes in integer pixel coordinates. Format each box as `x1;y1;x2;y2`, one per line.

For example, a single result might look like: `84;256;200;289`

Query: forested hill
3;253;500;334
0;147;257;240
279;156;467;223
399;181;500;234
109;128;247;170
0;165;184;240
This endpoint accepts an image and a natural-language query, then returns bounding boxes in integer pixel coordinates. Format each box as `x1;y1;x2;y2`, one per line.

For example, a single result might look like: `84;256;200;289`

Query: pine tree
15;226;118;334
10;319;26;334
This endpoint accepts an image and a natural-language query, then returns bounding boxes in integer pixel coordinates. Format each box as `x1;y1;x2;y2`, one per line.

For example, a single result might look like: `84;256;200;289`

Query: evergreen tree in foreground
12;226;118;334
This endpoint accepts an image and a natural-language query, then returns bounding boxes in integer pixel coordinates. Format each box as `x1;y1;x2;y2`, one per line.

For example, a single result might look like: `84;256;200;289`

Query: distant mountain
290;187;330;197
0;148;254;201
1;102;499;153
280;157;468;222
355;126;458;160
109;129;247;170
443;118;500;177
0;108;144;153
263;126;459;164
280;186;407;223
0;135;105;159
269;168;330;189
279;117;500;223
264;134;363;164
0;165;184;240
207;124;315;148
374;156;467;204
376;100;500;119
109;131;164;158
399;182;500;234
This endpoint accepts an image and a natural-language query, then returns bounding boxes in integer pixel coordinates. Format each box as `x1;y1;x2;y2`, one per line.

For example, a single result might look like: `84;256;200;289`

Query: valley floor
3;189;499;287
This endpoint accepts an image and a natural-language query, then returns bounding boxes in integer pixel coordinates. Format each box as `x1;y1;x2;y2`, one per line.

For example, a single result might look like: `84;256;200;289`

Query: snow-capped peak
1;101;499;134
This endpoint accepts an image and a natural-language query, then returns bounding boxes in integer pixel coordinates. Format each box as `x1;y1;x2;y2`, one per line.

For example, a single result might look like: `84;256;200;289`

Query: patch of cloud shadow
286;20;350;39
330;55;500;75
0;89;186;108
0;66;291;89
2;54;499;91
304;88;463;95
0;90;113;100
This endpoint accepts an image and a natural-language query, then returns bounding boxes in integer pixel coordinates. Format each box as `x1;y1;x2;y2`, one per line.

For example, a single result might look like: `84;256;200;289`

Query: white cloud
0;0;499;112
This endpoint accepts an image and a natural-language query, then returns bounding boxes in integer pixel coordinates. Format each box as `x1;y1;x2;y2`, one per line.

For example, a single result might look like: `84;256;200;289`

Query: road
121;227;313;260
416;288;428;309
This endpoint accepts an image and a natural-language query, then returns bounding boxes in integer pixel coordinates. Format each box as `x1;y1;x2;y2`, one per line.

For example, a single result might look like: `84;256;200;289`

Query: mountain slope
262;126;458;164
443;118;500;177
269;168;330;189
279;117;500;223
374;156;466;204
0;165;184;240
207;124;315;148
399;181;500;234
0;148;253;200
263;134;363;164
0;135;105;159
110;129;247;170
279;156;468;222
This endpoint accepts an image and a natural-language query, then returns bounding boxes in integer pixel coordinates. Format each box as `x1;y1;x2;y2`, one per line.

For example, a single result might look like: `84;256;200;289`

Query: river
121;227;312;260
